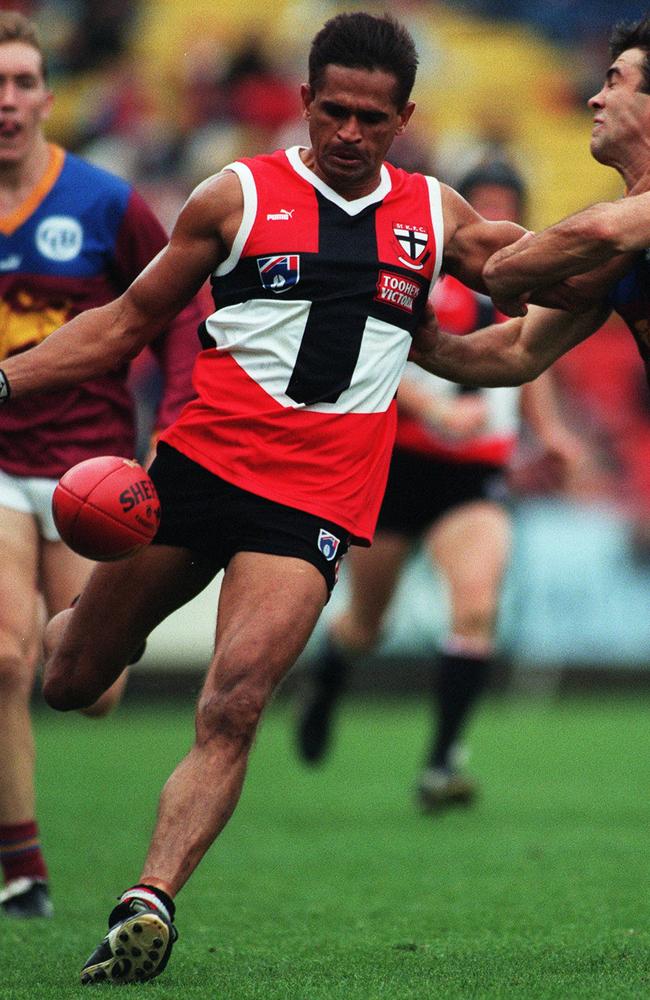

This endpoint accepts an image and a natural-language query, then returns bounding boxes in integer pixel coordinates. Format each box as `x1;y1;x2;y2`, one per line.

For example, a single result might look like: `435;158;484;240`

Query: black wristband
0;369;9;404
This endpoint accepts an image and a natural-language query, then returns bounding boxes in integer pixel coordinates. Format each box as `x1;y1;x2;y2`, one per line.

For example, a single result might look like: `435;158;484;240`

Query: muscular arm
410;299;611;387
440;184;527;291
483;195;646;312
1;171;242;399
439;184;594;313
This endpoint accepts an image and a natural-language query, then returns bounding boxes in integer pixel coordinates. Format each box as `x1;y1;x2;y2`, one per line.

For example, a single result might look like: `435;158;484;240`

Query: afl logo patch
36;216;83;262
257;254;300;293
318;528;340;562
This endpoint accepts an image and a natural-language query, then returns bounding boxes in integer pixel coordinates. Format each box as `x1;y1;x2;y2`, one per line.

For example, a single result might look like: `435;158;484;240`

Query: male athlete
413;17;650;393
0;11;575;984
0;11;200;920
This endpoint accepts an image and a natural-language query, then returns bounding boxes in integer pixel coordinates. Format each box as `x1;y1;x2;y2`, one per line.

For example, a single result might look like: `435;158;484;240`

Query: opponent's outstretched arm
0;172;240;401
410;299;611;387
483;193;648;315
439;184;593;313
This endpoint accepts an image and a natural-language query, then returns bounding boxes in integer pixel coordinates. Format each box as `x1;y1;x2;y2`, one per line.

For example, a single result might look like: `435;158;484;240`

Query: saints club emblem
393;223;430;271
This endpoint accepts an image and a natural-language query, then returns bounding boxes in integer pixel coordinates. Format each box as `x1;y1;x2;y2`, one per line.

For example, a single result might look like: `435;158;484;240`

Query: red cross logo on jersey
393;223;430;271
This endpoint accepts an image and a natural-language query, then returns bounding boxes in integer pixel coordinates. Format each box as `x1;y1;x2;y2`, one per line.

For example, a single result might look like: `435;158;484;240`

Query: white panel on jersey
215;161;257;276
402;360;521;435
425;176;444;281
202;301;411;414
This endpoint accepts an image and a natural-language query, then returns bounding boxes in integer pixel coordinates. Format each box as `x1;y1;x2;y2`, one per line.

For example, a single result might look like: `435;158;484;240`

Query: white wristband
0;369;9;404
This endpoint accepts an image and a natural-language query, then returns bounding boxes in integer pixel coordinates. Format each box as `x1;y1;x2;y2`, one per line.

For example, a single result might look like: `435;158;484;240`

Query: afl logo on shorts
36;216;83;262
318;528;340;562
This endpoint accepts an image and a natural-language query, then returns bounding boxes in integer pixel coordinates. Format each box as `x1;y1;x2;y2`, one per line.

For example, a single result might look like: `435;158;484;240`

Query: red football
52;456;161;561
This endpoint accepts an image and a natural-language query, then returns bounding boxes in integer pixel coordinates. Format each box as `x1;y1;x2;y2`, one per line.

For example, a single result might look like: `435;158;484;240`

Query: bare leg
40;540;129;716
417;500;512;809
140;551;327;896
42;608;128;717
296;532;410;763
42;545;219;712
0;508;41;826
334;532;411;650
427;500;511;649
0;507;55;915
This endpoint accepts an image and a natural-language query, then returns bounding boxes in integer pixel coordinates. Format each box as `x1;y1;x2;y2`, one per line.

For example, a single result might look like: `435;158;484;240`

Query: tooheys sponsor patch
375;270;420;313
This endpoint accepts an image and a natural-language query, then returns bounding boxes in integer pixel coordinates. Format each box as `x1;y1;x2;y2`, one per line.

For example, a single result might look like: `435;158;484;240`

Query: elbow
516;352;547;386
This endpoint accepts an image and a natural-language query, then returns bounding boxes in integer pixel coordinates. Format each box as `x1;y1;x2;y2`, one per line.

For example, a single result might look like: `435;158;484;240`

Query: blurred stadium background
19;0;650;691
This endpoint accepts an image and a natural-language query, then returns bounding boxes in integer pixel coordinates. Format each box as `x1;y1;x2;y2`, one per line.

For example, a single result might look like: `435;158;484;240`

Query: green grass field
4;692;650;998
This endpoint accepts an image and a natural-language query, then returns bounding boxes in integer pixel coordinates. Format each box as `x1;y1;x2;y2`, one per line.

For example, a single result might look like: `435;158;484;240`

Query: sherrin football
52;456;160;561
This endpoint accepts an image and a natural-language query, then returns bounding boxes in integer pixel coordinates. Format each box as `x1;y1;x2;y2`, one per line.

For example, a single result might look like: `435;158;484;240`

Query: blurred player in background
296;160;583;810
0;12;200;919
0;11;587;983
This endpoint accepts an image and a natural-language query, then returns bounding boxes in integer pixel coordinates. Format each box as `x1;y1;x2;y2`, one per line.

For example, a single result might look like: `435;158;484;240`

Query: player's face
588;47;650;169
466;183;522;225
0;41;52;167
301;64;415;198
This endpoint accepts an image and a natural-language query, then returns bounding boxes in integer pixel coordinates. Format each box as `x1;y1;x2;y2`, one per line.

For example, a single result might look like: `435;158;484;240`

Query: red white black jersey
395;274;522;465
162;146;444;542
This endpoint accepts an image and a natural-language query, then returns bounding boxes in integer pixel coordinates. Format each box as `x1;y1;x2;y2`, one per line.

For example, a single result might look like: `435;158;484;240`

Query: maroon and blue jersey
606;253;650;385
0;144;200;478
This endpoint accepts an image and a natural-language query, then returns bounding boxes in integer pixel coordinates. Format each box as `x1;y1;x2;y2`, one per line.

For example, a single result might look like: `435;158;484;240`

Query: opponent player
412;17;650;397
0;12;201;919
0;11;582;982
296;160;582;811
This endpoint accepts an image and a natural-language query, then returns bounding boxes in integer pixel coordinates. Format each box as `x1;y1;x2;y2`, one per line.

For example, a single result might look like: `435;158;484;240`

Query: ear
395;100;416;136
40;88;54;123
300;83;314;120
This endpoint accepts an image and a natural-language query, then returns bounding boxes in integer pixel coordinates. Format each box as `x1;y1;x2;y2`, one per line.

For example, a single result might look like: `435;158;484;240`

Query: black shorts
377;446;510;539
148;443;350;595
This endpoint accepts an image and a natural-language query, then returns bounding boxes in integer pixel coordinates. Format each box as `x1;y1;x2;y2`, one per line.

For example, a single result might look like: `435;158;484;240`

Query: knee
0;653;34;698
334;612;381;654
452;599;498;640
196;674;269;751
41;669;76;711
41;649;92;712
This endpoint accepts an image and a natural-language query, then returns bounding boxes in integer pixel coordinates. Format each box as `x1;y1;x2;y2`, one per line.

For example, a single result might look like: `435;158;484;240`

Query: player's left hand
409;299;440;365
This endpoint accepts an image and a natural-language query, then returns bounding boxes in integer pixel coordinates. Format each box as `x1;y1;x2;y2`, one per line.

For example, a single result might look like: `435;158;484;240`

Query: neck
0;137;52;203
608;139;650;194
299;146;382;201
624;162;650;195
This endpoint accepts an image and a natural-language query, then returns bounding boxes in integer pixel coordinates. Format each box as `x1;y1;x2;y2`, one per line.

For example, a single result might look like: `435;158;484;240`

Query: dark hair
458;159;526;202
0;10;48;82
609;15;650;93
308;12;418;110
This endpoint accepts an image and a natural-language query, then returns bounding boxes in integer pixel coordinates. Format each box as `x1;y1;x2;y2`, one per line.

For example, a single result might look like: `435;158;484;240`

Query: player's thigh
426;500;512;601
40;539;96;616
204;550;328;700
336;533;411;648
0;505;41;661
57;543;220;668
